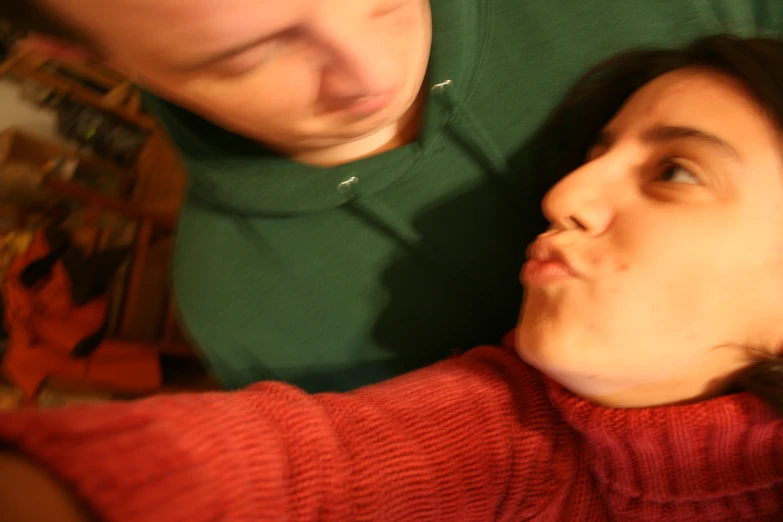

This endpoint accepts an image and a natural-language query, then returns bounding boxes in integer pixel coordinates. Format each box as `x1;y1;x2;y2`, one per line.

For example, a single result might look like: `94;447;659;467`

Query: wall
0;77;60;141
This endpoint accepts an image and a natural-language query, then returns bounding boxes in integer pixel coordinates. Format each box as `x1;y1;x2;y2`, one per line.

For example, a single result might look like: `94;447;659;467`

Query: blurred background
0;22;215;410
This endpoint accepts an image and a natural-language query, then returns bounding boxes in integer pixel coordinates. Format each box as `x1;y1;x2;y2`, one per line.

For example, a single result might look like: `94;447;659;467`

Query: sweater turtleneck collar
543;375;783;508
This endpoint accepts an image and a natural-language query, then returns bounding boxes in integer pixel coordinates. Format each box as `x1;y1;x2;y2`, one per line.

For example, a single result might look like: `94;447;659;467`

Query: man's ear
22;34;97;63
22;34;141;87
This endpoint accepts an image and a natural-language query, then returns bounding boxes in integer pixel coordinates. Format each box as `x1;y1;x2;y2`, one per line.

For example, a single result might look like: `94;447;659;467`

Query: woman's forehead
605;68;779;156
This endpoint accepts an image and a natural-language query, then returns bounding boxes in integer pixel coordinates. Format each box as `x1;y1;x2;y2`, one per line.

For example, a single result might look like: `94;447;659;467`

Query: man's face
42;0;432;157
517;68;783;408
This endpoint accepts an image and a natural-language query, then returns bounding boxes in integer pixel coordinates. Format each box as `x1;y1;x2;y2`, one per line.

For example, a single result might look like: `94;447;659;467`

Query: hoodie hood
143;0;487;216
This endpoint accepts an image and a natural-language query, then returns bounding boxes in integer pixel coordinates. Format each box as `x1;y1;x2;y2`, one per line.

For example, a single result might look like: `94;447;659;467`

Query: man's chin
283;118;394;150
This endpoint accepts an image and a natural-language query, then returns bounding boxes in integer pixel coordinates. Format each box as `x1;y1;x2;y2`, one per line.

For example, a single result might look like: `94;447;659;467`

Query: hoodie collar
148;0;483;216
545;375;783;505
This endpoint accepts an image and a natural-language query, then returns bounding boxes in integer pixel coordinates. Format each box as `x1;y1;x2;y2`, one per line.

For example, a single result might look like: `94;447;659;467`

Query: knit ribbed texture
547;375;783;519
1;346;782;521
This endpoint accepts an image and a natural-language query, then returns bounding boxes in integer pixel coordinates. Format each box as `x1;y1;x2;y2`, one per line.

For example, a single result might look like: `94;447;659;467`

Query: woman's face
517;68;783;408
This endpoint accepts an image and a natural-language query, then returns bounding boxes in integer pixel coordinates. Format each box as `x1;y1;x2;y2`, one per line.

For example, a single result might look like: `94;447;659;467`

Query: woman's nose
541;161;615;235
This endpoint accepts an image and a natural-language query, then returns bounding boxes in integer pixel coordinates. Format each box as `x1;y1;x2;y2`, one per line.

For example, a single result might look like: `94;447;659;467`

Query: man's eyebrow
173;33;280;73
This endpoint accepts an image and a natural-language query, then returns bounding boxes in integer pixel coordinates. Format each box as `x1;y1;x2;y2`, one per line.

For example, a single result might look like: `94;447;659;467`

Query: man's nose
315;29;392;103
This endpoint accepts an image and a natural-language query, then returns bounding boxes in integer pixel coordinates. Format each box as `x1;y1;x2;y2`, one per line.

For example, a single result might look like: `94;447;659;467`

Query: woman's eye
657;163;700;185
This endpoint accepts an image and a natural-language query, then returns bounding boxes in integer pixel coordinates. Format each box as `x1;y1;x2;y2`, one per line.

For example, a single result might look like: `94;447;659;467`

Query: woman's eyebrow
597;126;743;162
641;125;743;162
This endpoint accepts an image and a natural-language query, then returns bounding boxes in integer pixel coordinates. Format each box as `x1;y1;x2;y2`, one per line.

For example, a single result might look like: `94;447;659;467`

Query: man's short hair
1;0;94;47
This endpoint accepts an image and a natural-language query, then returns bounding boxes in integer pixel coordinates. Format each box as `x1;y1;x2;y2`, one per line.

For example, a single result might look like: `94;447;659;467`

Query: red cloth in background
1;230;160;399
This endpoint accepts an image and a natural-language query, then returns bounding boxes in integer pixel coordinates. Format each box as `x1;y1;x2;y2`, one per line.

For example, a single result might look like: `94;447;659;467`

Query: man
3;0;780;391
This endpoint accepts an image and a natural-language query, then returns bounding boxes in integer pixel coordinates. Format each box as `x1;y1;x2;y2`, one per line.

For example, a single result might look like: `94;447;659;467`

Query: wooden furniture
0;43;199;400
0;127;197;402
0;43;154;130
2;228;162;403
0;127;189;351
0;127;132;227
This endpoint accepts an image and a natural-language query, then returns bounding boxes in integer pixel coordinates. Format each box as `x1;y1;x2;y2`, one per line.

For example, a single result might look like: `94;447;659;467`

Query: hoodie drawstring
431;80;509;175
337;79;529;313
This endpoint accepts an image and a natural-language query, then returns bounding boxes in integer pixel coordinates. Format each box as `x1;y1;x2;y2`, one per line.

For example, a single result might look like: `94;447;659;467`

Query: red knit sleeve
0;346;552;522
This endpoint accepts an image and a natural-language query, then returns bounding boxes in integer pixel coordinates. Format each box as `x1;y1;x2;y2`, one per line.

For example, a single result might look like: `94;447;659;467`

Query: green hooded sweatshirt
146;0;782;391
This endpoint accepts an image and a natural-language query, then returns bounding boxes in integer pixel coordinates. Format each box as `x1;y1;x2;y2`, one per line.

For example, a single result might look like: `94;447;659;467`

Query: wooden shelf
0;47;200;397
0;46;155;130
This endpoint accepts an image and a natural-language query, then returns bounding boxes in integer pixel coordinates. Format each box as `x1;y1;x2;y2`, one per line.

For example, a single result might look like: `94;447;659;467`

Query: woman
3;35;783;521
5;0;778;392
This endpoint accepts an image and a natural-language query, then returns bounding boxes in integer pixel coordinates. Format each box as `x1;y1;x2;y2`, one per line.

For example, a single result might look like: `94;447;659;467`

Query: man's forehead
50;0;307;67
48;0;308;40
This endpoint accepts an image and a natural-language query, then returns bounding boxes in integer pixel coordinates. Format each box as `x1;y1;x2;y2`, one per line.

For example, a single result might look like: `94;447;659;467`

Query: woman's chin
516;326;598;380
515;327;564;372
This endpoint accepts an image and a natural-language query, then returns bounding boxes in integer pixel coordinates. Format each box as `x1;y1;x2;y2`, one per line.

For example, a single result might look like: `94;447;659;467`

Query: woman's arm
0;346;543;522
0;450;93;521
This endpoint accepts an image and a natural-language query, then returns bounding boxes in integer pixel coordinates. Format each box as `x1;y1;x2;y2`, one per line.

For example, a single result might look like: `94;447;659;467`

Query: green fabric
146;0;783;391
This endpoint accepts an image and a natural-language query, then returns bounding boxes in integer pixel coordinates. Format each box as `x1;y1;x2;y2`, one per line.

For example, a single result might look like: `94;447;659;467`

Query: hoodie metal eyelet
431;80;453;94
337;176;359;193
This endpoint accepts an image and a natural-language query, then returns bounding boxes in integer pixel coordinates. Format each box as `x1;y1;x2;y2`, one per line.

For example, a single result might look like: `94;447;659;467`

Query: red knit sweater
1;345;783;521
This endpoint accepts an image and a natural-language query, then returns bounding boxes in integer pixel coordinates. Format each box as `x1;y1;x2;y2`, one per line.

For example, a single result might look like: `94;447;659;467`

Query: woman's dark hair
534;34;783;415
